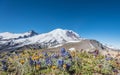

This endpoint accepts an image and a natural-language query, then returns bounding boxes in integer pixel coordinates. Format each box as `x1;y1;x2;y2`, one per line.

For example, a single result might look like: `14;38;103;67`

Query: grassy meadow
0;48;120;75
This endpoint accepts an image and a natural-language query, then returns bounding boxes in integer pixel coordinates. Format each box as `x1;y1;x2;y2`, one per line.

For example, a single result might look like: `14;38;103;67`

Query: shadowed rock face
66;30;80;40
27;30;38;37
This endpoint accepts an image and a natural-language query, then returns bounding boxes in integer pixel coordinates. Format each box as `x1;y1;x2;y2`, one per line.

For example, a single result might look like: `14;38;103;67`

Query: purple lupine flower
43;52;48;57
64;52;72;58
61;48;66;54
66;63;71;70
57;59;64;67
45;57;52;66
113;68;118;73
29;57;34;66
60;48;71;57
61;51;72;59
105;57;112;61
36;60;41;65
105;55;112;61
1;60;7;65
51;53;58;58
1;60;8;71
2;65;7;71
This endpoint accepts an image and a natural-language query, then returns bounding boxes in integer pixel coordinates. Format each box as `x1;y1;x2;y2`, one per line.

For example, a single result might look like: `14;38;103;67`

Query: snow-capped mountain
0;30;38;40
0;28;118;51
0;29;82;51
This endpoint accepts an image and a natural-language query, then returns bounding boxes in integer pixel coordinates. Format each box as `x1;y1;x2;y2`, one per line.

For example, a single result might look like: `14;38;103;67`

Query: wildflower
60;48;71;58
51;53;58;58
57;59;64;67
60;48;66;56
45;57;52;66
29;57;34;66
43;52;48;57
111;67;119;75
32;55;39;60
105;54;112;61
39;54;43;58
35;60;41;66
60;48;67;57
19;59;25;65
35;64;40;70
112;68;118;73
66;63;71;70
63;64;67;68
64;52;71;58
21;53;26;57
2;65;8;71
105;57;112;61
1;60;7;65
52;65;57;70
61;48;66;54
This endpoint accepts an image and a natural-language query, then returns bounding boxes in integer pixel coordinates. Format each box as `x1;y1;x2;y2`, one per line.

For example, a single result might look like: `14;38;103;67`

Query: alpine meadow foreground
0;48;120;75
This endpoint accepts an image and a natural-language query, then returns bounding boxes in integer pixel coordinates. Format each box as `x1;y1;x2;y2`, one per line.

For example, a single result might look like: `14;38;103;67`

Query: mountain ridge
0;29;82;51
0;28;119;51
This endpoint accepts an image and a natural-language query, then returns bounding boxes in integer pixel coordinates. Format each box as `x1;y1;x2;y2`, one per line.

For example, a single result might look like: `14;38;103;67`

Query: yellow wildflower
32;55;39;60
63;64;67;68
39;54;43;58
52;65;57;70
19;59;25;65
36;65;40;70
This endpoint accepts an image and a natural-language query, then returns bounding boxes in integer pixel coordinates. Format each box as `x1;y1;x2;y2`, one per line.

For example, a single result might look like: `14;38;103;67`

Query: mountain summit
27;30;38;37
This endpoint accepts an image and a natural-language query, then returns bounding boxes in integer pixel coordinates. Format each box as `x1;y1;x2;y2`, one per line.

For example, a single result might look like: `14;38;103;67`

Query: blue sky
0;0;120;48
